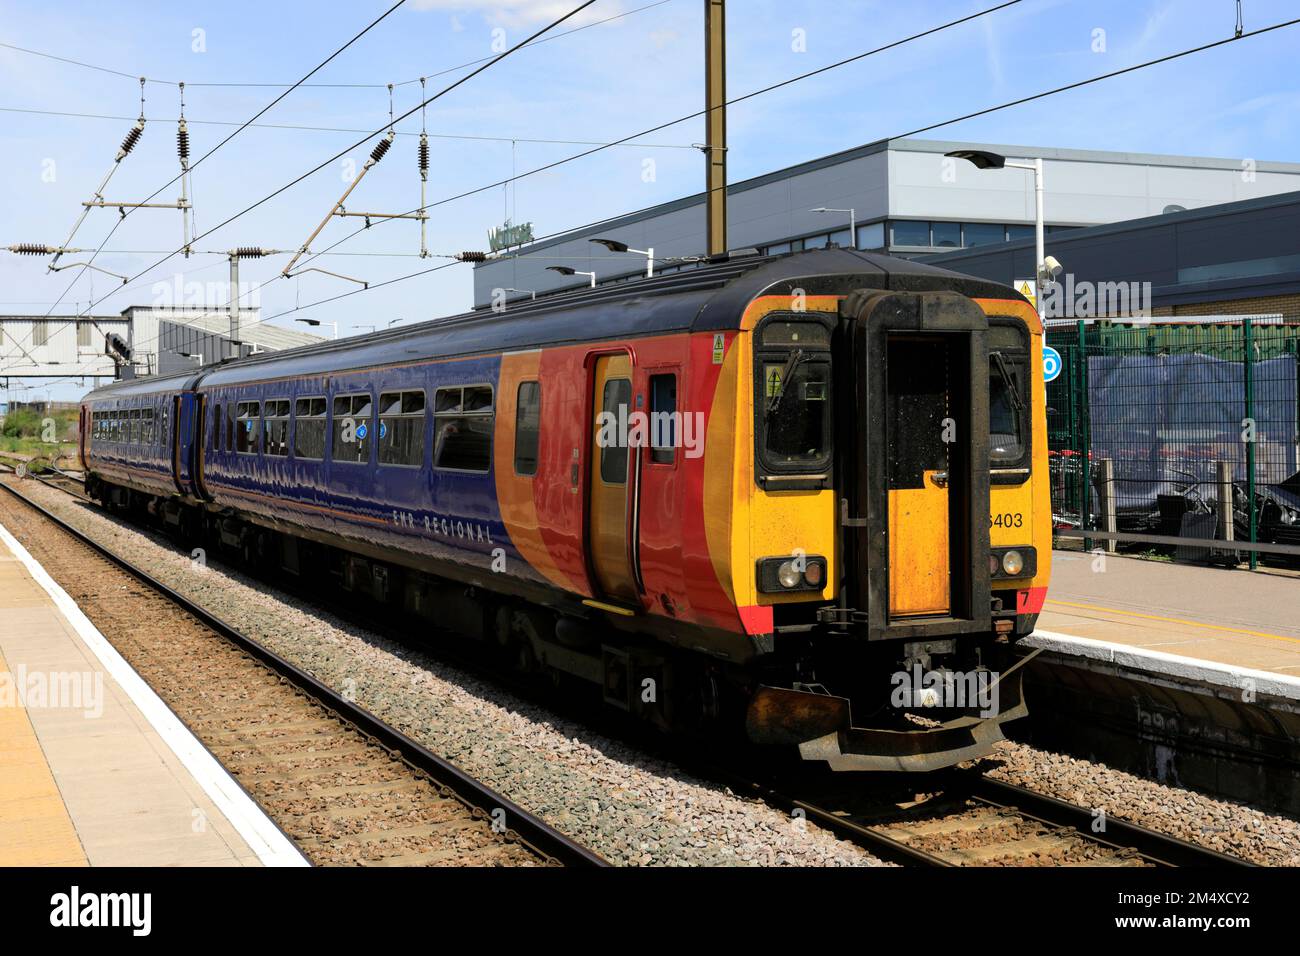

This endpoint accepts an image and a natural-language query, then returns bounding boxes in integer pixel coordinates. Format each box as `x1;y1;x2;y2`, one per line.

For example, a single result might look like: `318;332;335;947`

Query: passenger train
79;247;1051;771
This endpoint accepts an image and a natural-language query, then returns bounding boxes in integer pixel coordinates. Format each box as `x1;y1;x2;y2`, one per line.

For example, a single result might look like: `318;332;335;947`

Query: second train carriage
81;247;1051;771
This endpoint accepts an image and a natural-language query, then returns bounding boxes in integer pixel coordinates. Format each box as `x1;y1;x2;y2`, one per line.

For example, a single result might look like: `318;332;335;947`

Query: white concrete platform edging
1027;628;1300;703
0;519;309;867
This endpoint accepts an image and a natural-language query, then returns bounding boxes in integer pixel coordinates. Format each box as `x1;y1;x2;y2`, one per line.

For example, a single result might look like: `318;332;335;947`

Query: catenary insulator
177;120;190;161
418;134;429;174
119;120;144;158
457;251;487;263
235;247;267;258
9;243;55;255
369;137;392;164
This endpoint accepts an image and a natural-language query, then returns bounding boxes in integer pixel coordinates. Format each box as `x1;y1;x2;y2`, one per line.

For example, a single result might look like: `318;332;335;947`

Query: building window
32;322;48;347
803;234;829;250
433;385;493;472
829;228;852;248
378;390;426;467
332;393;373;464
262;399;291;457
77;321;92;348
649;374;677;465
890;220;930;247
963;222;1004;247
856;222;885;250
293;397;327;460
235;401;260;454
1005;224;1034;242
767;242;792;255
514;381;541;476
931;221;961;248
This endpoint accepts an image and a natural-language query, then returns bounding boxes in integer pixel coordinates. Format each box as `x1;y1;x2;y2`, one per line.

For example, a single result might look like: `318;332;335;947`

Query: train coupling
745;665;1030;772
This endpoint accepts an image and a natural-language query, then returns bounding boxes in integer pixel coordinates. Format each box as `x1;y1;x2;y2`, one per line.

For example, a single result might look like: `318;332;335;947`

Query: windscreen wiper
766;348;804;414
992;350;1024;412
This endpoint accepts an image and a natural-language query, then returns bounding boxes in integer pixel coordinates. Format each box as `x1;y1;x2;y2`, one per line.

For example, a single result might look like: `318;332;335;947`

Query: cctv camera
1042;255;1064;279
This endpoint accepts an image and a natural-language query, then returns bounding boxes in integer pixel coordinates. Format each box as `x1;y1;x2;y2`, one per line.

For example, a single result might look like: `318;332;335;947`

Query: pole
1033;158;1045;323
1077;319;1091;551
1244;315;1257;570
228;253;241;359
705;0;727;257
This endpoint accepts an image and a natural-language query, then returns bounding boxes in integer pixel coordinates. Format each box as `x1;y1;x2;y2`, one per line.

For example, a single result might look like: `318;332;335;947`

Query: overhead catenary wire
12;6;1297;369
1;0;411;369
5;1;602;369
16;0;601;365
164;7;1300;348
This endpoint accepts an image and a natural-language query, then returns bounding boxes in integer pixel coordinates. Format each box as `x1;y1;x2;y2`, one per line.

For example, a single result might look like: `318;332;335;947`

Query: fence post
1098;457;1116;553
1216;459;1236;563
1243;315;1257;571
1077;319;1091;551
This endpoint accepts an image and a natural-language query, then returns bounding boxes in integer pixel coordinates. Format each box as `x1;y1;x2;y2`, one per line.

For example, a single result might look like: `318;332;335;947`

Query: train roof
84;248;1018;399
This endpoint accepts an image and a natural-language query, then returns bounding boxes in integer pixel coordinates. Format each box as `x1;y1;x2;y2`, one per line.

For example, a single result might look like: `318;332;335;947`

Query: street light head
295;318;321;326
945;149;1006;170
810;207;829;213
589;238;630;253
547;266;577;276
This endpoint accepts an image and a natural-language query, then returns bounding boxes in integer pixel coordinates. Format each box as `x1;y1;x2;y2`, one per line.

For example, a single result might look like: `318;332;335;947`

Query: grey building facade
472;137;1300;308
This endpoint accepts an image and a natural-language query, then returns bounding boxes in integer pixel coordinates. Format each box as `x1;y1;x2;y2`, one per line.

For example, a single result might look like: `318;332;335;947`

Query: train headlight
989;546;1036;579
757;555;829;593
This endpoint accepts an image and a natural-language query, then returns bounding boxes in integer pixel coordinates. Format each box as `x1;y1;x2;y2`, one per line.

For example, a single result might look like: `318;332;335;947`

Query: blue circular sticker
1042;345;1062;383
379;421;387;439
356;422;368;440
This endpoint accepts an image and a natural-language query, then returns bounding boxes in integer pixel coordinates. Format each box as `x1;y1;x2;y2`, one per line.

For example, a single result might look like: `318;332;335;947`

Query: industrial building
471;137;1300;307
0;305;325;383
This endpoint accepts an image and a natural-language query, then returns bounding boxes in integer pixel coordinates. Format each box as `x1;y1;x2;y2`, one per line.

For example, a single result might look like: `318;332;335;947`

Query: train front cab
739;285;1050;771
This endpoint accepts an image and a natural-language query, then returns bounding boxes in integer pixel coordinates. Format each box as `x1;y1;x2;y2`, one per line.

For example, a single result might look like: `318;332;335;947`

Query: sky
2;0;1299;401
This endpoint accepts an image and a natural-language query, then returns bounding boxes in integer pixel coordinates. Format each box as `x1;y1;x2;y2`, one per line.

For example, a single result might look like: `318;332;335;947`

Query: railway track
3;468;1259;868
747;772;1256;867
0;474;605;868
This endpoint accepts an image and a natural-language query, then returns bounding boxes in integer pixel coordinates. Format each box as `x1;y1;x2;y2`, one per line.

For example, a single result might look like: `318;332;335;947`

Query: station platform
0;523;304;867
1035;551;1300;678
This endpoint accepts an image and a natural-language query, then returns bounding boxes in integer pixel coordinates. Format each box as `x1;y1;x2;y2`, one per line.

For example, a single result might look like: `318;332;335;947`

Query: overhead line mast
704;0;727;257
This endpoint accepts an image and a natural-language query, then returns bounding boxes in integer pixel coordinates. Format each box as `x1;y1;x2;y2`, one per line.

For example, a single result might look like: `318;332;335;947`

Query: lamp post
546;266;597;288
810;207;856;245
589;238;654;277
945;150;1047;321
294;318;338;340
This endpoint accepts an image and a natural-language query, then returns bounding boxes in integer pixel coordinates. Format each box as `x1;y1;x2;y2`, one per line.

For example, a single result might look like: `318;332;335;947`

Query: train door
588;353;640;603
193;393;211;500
78;405;88;471
886;336;952;615
840;290;991;638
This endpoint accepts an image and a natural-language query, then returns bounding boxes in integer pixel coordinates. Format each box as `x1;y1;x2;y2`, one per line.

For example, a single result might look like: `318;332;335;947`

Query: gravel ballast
10;478;1299;866
6;481;880;867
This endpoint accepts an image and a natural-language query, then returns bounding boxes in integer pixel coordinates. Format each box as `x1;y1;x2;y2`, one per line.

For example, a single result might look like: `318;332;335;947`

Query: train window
212;404;221;450
294;397;327;460
433;385;493;473
160;405;169;448
129;409;141;444
235;401;260;455
988;320;1030;470
514;381;541;476
225;403;235;452
263;400;291;457
378;390;426;467
141;408;154;445
649;374;676;465
332;393;373;464
755;318;834;478
599;378;632;484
